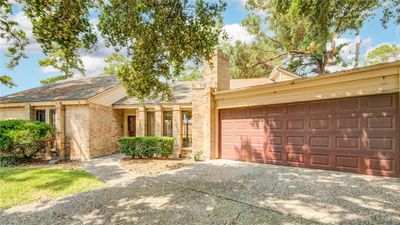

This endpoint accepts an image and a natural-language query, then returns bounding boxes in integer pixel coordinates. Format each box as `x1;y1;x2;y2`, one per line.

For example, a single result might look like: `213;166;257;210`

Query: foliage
118;136;174;158
22;0;97;78
102;53;129;76
178;64;203;81
192;149;203;161
40;75;68;85
0;167;104;209
0;0;28;70
367;44;400;64
0;156;25;167
0;120;55;159
382;0;400;27
0;75;16;88
222;40;276;79
98;0;226;101
243;0;384;75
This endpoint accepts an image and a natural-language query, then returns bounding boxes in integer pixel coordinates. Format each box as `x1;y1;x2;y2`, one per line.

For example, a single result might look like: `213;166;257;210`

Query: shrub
0;156;25;167
0;120;55;159
118;136;174;158
192;149;203;161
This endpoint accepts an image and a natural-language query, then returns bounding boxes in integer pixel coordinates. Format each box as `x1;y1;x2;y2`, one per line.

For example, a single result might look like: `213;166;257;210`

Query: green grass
0;167;105;209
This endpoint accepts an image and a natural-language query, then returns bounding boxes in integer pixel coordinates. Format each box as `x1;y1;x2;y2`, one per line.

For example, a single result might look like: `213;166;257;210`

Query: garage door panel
220;94;399;177
267;104;286;115
310;101;332;113
287;103;307;114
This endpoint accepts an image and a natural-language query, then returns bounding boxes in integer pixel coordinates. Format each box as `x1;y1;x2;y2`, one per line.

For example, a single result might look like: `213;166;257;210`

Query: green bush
118;136;174;158
0;156;25;167
0;120;55;160
192;149;203;161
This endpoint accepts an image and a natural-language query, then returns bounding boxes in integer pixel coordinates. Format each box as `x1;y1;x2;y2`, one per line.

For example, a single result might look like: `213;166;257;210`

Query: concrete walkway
82;153;135;185
1;159;399;224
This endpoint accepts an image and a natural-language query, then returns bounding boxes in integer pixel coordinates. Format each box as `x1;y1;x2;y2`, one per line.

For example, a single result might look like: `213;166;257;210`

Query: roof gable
0;75;119;104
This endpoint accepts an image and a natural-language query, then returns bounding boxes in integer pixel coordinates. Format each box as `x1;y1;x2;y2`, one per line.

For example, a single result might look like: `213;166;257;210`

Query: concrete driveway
1;159;399;225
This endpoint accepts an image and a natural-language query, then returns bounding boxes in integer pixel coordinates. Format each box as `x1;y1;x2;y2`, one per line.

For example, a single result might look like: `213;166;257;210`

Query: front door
127;116;136;136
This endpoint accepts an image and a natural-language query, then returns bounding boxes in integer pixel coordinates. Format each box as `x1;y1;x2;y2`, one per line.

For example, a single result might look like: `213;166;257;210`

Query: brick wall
89;103;124;158
192;49;230;160
0;107;26;120
65;105;90;161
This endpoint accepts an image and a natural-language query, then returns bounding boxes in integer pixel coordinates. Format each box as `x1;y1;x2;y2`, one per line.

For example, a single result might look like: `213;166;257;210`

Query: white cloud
81;55;106;76
223;23;254;44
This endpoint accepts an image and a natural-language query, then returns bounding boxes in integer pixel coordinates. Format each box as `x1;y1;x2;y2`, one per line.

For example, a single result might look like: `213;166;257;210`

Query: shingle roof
0;75;119;104
115;81;201;105
114;78;273;105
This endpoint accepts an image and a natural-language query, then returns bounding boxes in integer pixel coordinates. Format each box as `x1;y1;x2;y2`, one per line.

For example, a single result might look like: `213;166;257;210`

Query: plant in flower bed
118;136;174;158
0;120;55;166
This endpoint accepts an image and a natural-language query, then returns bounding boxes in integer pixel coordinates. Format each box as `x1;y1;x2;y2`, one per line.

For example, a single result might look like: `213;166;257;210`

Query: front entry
127;116;136;136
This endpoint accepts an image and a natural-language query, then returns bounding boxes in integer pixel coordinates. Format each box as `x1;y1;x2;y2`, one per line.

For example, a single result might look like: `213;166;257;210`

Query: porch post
45;108;50;123
55;102;65;160
172;105;182;158
24;103;32;120
155;105;163;136
136;106;146;136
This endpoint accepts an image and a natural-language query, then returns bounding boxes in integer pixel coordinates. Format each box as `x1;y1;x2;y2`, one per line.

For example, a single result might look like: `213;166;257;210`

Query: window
182;111;192;147
35;110;46;122
49;109;56;126
163;111;173;137
146;112;155;136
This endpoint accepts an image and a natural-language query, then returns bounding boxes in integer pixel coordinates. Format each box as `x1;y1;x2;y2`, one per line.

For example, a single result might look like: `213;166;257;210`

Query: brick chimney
202;49;230;91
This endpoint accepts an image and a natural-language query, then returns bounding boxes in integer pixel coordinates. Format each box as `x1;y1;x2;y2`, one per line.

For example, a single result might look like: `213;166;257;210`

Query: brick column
155;105;163;136
24;103;32;120
192;84;204;156
172;105;182;158
136;106;146;136
55;102;66;159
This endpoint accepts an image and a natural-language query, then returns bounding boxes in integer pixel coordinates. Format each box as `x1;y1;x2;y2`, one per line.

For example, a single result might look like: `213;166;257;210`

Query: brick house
1;50;399;177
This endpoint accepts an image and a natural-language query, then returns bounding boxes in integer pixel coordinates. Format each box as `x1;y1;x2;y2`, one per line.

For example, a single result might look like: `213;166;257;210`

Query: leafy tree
222;40;276;79
1;0;226;102
98;0;226;101
0;0;28;87
243;0;382;75
178;64;203;81
40;75;68;85
101;53;128;76
382;0;400;27
367;44;400;64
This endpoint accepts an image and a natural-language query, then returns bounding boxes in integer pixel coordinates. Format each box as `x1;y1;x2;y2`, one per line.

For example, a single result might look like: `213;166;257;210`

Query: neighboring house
1;50;399;177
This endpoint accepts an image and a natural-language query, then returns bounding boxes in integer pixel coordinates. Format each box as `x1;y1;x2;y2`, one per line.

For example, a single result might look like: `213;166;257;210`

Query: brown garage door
219;94;400;177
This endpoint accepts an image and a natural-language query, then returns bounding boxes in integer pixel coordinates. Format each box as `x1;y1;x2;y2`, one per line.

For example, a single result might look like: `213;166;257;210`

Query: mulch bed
120;157;195;176
15;159;82;169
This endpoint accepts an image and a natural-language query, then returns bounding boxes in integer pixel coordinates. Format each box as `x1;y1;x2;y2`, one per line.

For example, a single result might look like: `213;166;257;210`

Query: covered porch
113;104;193;158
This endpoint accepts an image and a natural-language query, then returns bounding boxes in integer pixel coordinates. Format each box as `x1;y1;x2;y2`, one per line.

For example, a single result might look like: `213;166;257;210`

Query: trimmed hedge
118;136;174;158
0;120;55;159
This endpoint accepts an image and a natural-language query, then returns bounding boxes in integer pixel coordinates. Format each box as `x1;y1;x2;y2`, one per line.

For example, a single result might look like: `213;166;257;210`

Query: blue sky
1;0;399;96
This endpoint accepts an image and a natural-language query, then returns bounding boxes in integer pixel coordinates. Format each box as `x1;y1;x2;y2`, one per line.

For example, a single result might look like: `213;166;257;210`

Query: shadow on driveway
1;160;399;225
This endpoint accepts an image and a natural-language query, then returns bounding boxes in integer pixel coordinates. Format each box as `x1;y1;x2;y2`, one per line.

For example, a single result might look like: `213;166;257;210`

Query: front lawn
0;167;105;209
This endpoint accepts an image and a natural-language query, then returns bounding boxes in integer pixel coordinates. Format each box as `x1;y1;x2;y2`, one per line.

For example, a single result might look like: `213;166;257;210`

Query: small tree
367;44;400;64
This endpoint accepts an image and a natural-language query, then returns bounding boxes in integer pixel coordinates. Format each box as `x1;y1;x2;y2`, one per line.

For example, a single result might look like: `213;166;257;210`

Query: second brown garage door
219;94;399;177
